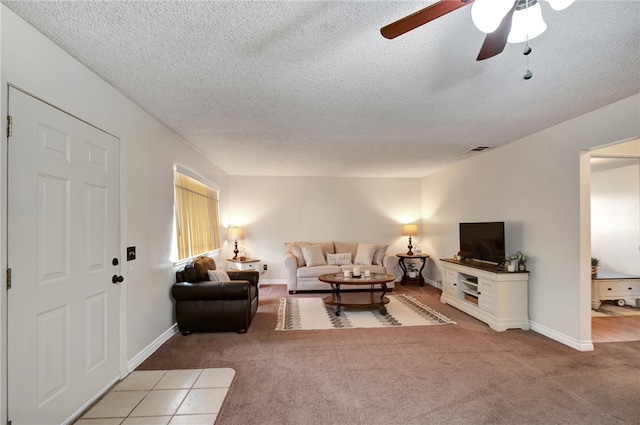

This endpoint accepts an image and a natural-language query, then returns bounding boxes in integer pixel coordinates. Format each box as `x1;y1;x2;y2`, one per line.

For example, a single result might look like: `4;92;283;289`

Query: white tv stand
440;259;529;331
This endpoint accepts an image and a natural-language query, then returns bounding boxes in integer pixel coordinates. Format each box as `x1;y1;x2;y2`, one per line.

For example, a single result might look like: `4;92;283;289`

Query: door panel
86;183;107;271
7;87;121;424
39;174;70;282
36;305;70;406
85;292;107;372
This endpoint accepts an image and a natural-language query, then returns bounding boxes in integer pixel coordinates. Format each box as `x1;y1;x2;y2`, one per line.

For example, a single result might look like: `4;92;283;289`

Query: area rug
275;294;455;331
592;301;640;317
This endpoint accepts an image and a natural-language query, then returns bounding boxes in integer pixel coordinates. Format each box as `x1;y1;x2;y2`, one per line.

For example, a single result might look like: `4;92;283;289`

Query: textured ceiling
4;0;640;177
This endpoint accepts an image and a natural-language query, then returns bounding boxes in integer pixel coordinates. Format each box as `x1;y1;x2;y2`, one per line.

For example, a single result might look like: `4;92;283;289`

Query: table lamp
227;227;244;260
402;224;418;255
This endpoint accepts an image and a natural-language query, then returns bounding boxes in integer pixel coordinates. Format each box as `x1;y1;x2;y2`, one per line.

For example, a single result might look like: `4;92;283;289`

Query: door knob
112;275;124;284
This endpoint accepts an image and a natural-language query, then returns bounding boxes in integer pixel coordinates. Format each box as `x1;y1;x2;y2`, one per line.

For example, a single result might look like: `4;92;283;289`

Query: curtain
174;171;220;260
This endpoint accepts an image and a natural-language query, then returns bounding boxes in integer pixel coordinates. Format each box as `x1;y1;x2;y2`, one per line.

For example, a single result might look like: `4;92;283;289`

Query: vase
507;262;515;272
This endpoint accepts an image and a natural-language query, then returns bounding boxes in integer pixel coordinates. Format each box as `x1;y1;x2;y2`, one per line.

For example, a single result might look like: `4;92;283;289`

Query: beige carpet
276;294;455;330
138;284;640;425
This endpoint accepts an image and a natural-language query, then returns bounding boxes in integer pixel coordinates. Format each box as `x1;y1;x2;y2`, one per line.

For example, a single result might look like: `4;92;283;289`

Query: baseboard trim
529;320;594;351
127;323;179;372
424;277;442;290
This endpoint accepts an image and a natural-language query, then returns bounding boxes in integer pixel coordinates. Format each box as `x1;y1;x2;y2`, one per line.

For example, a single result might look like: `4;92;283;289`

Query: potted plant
504;251;528;272
591;257;600;277
515;251;528;271
406;261;419;278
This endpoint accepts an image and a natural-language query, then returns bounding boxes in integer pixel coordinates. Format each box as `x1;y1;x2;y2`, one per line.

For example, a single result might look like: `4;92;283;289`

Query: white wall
421;94;640;350
591;162;640;275
0;6;231;421
228;176;421;282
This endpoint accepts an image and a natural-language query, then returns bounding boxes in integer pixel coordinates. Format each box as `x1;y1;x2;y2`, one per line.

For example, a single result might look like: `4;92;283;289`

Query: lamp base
233;240;239;260
406;236;414;256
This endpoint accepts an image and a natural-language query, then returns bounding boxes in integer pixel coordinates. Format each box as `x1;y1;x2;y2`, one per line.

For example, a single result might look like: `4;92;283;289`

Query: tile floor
74;368;235;425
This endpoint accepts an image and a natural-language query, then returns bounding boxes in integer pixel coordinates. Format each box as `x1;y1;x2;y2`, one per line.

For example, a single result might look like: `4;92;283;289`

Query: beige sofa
284;241;398;293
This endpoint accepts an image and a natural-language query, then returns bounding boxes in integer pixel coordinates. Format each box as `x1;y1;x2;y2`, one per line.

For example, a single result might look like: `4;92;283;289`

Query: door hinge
7;115;12;138
7;268;11;290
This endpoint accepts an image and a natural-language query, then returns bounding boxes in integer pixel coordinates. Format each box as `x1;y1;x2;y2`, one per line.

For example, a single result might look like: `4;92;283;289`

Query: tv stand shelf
440;259;529;331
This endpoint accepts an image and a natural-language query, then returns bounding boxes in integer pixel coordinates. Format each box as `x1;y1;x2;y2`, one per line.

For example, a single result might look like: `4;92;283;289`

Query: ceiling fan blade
476;0;517;61
381;0;474;40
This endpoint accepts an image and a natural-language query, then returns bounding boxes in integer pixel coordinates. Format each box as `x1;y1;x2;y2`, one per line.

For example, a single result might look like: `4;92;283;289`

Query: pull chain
523;0;533;80
523;40;532;80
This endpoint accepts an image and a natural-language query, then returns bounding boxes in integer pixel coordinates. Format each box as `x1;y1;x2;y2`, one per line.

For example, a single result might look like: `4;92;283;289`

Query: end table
227;258;261;272
396;253;430;287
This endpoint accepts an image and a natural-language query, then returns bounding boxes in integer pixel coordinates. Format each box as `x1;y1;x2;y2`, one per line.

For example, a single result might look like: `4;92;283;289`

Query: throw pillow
289;242;312;267
208;269;231;282
301;244;327;267
373;244;389;266
327;252;352;265
353;243;377;266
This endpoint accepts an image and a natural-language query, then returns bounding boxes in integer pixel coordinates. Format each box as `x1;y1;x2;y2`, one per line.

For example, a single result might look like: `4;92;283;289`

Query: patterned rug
592;301;640;317
275;294;455;331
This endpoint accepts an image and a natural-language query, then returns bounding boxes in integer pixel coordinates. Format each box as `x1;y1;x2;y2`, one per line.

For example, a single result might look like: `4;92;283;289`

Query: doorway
589;141;640;343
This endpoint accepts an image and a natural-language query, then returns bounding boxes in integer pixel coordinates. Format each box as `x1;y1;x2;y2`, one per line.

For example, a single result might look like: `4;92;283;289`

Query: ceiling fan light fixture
545;0;576;11
471;0;516;33
507;1;547;44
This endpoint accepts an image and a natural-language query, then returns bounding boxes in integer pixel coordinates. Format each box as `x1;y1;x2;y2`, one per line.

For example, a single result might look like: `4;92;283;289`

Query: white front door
7;87;121;424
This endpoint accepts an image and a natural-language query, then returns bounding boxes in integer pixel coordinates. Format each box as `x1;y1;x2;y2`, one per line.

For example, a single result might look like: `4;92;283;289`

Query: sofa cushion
317;241;335;256
373;244;389;266
297;265;341;278
208;269;231;281
354;243;377;265
301;244;327;267
334;242;358;260
327;252;352;265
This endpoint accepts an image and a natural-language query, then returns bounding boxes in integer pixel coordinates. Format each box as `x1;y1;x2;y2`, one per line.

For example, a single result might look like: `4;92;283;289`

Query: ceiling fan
380;0;575;61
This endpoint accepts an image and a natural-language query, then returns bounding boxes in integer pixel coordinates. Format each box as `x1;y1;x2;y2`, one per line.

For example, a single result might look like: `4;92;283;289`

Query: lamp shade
402;224;418;236
227;227;244;240
507;2;547;44
545;0;575;11
471;0;515;34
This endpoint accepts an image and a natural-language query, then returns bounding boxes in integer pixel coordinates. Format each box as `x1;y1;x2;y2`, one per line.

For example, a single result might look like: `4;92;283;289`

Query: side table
227;258;261;272
396;253;430;287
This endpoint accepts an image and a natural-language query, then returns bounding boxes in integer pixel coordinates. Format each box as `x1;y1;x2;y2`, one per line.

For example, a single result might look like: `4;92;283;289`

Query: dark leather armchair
172;256;259;334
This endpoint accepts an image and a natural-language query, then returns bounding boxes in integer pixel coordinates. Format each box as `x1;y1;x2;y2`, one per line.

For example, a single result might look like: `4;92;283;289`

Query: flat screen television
459;222;505;264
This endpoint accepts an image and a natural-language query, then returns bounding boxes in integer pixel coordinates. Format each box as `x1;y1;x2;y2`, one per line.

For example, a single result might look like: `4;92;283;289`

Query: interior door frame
0;83;128;423
580;136;640;349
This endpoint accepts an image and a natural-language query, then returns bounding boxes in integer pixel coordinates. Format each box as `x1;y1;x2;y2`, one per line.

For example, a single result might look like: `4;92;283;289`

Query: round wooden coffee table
318;273;395;316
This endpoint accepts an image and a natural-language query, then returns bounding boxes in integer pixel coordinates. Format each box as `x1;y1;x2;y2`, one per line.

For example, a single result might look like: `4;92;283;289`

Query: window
174;169;221;260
